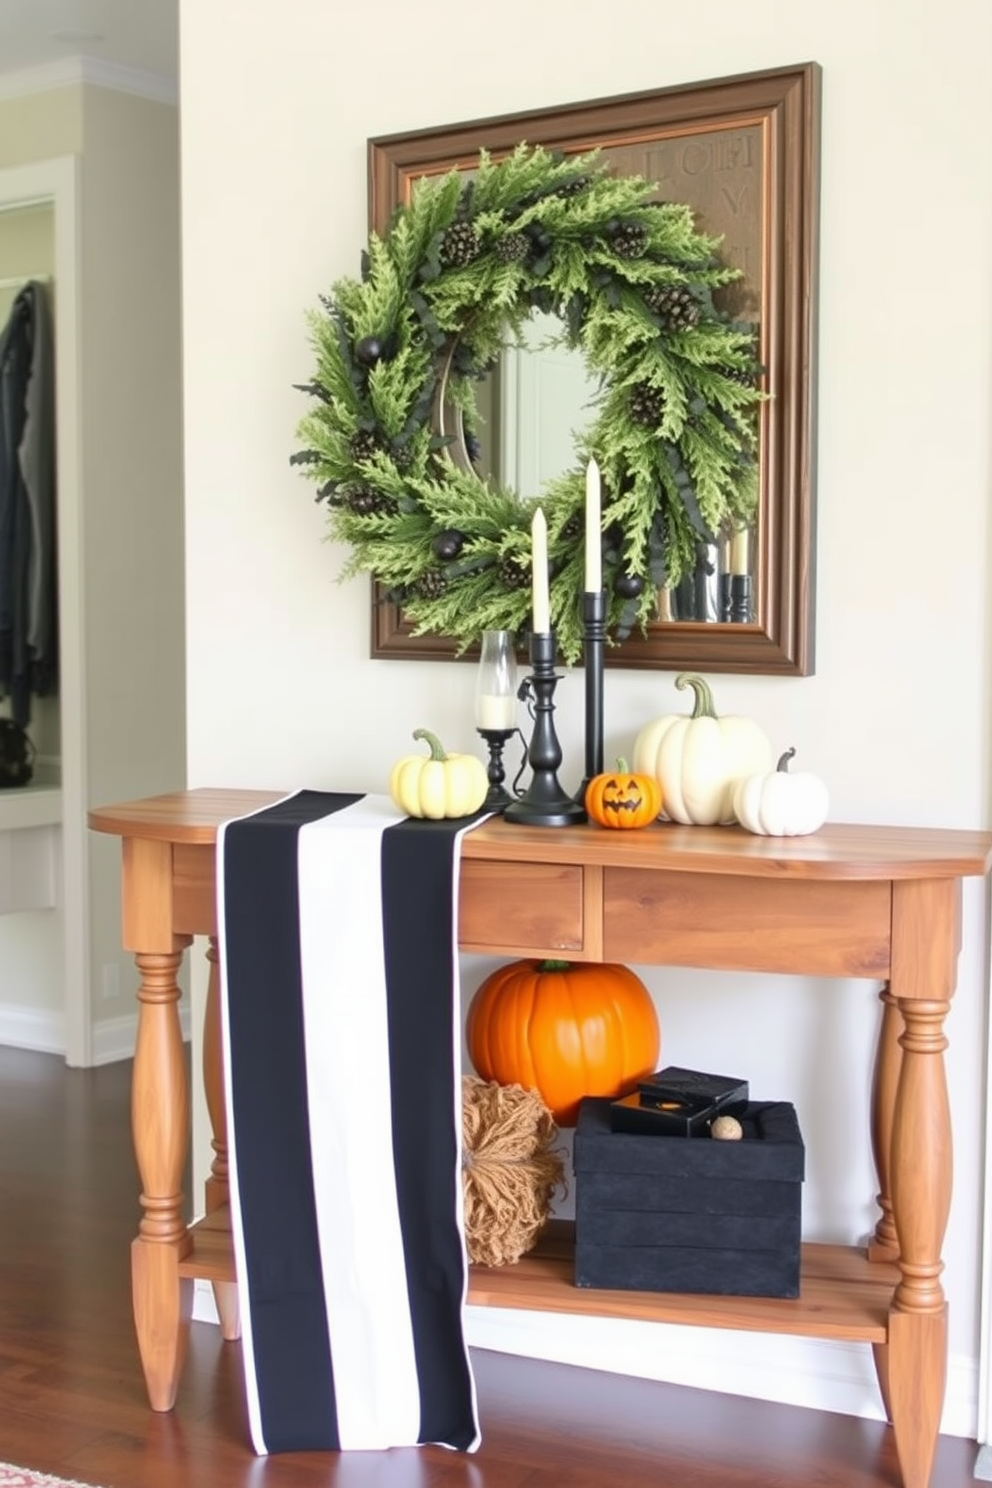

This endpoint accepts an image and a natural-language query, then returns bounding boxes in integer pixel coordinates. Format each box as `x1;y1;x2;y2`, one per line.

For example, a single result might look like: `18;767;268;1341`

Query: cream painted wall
179;0;992;1435
0;88;81;167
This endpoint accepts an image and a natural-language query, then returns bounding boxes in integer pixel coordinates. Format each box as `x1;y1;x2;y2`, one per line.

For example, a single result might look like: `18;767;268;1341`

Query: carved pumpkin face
585;761;662;830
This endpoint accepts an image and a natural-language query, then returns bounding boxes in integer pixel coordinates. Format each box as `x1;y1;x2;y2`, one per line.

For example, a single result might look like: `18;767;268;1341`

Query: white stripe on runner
296;795;421;1450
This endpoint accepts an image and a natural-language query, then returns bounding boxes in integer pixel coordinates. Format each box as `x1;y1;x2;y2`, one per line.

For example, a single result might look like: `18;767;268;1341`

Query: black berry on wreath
293;142;763;663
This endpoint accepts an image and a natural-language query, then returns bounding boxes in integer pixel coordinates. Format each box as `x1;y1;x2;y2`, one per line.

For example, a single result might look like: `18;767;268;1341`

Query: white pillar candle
531;506;550;635
476;693;516;730
729;525;750;576
584;458;602;593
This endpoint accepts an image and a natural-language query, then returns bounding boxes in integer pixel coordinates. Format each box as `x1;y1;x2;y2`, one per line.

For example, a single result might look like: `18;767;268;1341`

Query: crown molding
0;55;177;107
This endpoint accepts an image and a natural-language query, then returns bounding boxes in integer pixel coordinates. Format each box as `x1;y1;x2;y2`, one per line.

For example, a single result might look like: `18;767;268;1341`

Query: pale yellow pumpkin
389;728;488;819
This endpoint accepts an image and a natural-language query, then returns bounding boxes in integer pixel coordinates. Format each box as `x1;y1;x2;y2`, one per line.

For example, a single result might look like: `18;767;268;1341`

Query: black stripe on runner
222;790;362;1452
380;815;479;1452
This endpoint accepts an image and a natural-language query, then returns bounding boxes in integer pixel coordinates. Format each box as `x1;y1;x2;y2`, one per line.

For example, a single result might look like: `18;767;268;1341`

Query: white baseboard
463;1307;979;1439
191;1281;977;1438
0;1001;63;1053
0;999;192;1063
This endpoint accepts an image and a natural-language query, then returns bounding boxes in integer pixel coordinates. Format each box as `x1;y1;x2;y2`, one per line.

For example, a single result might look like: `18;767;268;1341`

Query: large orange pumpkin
466;958;660;1126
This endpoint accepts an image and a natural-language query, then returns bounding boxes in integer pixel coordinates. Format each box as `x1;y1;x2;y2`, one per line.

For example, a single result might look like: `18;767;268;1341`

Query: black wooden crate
573;1097;804;1298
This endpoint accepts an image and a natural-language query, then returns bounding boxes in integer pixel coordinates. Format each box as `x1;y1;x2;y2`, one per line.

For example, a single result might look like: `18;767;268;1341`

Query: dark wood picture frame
368;62;820;675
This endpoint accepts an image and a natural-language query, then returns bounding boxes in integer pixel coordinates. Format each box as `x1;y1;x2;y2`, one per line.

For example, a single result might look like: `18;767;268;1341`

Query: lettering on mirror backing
605;125;763;319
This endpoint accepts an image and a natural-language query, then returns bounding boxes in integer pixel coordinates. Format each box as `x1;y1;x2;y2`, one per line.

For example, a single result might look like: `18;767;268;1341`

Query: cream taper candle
585;458;602;593
531;506;550;635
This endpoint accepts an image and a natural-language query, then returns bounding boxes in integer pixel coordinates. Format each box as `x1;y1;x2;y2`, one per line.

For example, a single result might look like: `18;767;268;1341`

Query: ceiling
0;0;177;85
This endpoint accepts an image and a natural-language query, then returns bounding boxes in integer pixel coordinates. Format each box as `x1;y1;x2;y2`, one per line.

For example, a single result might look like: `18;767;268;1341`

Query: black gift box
574;1096;804;1298
610;1090;732;1137
611;1064;750;1137
636;1063;750;1109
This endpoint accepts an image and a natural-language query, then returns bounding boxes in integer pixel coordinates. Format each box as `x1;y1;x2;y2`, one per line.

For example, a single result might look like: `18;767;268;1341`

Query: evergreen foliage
294;143;763;663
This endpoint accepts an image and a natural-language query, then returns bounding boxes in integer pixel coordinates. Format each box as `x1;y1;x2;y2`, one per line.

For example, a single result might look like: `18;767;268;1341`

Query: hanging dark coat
0;281;57;725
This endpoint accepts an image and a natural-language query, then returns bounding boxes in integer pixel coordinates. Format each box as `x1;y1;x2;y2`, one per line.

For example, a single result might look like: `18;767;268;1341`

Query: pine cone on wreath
497;554;530;590
342;484;396;516
629;383;666;428
415;567;448;600
350;429;381;464
440;219;482;269
494;231;531;265
609;221;649;259
561;510;583;543
552;174;590;199
718;362;759;388
644;283;701;331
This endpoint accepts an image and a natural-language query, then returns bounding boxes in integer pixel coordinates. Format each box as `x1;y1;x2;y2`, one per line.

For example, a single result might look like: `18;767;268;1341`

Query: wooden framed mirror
368;62;820;675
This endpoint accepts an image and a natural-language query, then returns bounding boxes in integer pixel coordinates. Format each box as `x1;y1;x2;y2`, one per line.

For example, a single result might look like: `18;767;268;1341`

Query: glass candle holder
475;630;517;732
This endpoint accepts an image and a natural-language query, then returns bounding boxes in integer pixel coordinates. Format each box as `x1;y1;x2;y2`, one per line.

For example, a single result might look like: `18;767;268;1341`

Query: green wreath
293;143;762;664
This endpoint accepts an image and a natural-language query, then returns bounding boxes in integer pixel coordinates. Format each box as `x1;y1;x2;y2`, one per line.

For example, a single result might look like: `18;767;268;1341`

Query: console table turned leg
882;878;958;1488
131;946;194;1412
884;995;952;1488
880;993;951;1482
869;982;902;1264
203;936;240;1340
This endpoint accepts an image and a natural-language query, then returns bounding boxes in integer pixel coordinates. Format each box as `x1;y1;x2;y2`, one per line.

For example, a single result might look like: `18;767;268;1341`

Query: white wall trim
460;1307;978;1440
0;1001;63;1054
0;1001;190;1064
190;1284;978;1439
0;57;177;106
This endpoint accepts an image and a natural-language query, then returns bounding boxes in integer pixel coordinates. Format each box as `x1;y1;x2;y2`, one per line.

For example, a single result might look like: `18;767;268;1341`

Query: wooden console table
88;788;992;1488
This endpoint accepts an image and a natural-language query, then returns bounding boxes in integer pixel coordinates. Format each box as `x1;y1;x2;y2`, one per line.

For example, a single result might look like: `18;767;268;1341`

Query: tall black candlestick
576;589;605;806
504;633;586;827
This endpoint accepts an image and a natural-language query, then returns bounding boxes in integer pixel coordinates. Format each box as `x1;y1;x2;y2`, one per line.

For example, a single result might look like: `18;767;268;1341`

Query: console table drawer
603;868;892;978
459;859;584;955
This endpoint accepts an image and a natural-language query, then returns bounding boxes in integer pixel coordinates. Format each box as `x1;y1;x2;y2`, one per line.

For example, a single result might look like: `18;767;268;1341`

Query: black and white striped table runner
217;791;482;1455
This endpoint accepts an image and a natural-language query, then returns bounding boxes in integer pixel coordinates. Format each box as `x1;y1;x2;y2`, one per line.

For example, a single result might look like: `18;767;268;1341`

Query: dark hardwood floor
0;1042;983;1488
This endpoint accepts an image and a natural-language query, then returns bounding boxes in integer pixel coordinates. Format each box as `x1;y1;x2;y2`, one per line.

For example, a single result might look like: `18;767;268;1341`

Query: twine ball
462;1076;566;1267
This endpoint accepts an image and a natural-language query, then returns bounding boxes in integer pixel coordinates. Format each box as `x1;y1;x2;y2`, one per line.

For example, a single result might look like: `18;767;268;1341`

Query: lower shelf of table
181;1210;898;1346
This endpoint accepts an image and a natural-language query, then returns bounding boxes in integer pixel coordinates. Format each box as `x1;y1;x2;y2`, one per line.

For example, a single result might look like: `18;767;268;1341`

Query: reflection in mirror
369;63;819;674
462;314;756;628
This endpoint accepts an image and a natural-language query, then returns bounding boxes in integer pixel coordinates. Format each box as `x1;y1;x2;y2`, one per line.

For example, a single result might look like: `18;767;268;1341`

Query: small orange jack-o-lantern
584;759;663;830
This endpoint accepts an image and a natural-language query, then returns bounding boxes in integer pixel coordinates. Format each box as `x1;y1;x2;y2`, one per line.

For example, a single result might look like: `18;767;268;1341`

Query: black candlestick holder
575;589;605;806
476;726;525;812
504;632;587;827
730;573;753;623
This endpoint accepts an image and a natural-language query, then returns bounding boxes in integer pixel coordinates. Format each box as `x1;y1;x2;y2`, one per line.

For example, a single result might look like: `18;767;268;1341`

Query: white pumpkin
632;673;773;826
733;747;829;837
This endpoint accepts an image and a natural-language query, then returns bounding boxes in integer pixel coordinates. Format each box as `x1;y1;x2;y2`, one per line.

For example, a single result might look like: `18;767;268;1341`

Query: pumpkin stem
412;727;448;762
777;746;796;773
674;672;717;720
537;958;572;972
614;757;629;772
